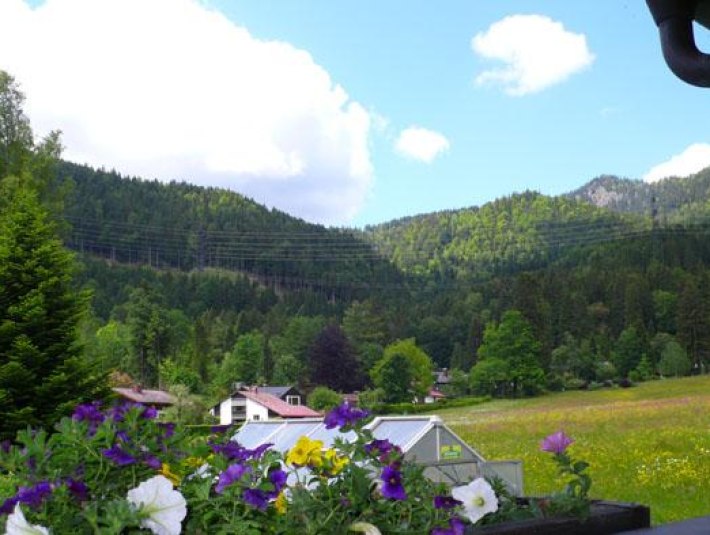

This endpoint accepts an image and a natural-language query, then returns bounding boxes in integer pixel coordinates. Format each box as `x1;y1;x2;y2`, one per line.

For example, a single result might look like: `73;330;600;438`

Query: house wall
246;399;269;421
218;399;232;425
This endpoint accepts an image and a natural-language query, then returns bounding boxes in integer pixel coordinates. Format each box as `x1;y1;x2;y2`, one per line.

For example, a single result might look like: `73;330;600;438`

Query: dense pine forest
4;67;710;428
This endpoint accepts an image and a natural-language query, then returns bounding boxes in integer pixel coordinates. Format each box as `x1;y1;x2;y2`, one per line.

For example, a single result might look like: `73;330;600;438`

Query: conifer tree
0;187;108;439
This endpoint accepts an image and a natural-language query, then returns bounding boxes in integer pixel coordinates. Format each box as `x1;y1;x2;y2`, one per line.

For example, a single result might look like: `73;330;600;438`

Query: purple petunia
143;455;162;470
211;441;272;462
66;479;89;502
431;517;465;535
210;441;246;461
72;401;105;435
8;481;54;510
0;496;18;515
324;402;369;430
364;439;395;457
268;469;287;497
158;422;176;439
141;406;158;420
18;482;52;508
215;463;250;494
102;445;136;466
107;401;154;422
433;495;462;510
380;465;407;501
243;488;269;510
246;442;272;459
107;401;132;422
540;431;574;455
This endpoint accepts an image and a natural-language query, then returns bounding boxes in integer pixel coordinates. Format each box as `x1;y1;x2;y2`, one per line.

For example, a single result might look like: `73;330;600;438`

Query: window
286;395;301;406
252;414;260;421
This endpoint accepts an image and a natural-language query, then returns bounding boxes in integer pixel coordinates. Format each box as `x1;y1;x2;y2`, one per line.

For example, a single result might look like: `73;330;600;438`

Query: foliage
159;359;201;393
370;396;490;415
221;331;266;387
377;339;434;401
0;71;33;182
475;310;545;397
308;324;364;392
442;368;470;398
0;187;108;440
356;388;386;410
657;339;691;377
0;71;70;217
469;358;510;397
307;386;342;411
371;352;414;403
161;384;211;425
612;325;647;378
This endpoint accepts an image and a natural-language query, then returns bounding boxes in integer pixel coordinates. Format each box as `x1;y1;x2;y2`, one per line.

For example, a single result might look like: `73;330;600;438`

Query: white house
210;386;320;425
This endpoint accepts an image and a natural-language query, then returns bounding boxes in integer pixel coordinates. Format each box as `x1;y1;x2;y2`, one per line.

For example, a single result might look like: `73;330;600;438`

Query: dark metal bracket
646;0;710;87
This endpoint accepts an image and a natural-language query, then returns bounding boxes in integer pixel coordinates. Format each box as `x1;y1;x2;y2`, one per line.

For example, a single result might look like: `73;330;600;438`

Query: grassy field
438;375;710;525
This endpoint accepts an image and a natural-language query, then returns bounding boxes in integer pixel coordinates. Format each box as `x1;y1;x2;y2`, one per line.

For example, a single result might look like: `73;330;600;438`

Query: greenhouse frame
232;415;523;495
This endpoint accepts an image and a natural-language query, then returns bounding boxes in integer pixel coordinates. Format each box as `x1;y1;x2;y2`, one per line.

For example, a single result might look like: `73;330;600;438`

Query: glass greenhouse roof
369;418;430;450
233;416;437;455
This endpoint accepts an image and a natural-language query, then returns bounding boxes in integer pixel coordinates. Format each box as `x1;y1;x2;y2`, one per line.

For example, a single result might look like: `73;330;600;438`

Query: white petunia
348;522;382;534
126;475;187;535
451;478;499;525
5;503;50;535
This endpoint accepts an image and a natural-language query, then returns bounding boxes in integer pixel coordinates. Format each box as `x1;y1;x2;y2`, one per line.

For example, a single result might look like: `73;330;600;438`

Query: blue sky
1;0;709;227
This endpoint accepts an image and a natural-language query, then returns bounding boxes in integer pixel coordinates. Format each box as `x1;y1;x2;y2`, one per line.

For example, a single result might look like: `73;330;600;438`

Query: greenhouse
232;415;523;495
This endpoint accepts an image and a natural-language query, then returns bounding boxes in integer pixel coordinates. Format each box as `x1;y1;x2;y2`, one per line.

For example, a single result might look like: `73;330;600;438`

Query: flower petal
451;478;498;525
127;475;186;535
5;503;50;535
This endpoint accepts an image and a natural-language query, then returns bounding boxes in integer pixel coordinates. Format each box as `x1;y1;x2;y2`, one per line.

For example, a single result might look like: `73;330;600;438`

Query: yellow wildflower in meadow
441;376;710;525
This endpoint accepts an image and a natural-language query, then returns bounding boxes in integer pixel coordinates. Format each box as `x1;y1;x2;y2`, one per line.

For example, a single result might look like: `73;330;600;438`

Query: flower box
468;500;651;535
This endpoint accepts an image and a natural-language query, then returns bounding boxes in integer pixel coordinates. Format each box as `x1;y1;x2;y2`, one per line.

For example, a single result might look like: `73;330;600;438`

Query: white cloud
643;143;710;183
0;0;373;225
395;127;449;163
471;14;595;96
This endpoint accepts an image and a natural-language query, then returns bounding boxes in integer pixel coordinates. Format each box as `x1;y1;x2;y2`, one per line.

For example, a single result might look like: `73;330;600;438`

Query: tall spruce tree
0;187;108;439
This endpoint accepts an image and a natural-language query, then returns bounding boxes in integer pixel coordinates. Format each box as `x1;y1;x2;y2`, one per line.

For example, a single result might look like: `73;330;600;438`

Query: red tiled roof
239;389;321;418
113;388;176;406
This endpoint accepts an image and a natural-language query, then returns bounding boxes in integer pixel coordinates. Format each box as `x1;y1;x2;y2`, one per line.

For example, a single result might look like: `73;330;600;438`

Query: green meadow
440;376;710;525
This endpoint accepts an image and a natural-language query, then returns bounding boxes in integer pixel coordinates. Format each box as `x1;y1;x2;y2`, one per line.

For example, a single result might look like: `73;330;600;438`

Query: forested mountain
568;167;710;224
361;191;647;279
61;161;403;303
51;160;710;410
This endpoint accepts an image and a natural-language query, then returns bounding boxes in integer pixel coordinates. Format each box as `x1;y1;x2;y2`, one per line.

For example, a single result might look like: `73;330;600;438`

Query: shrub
306;386;342;411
